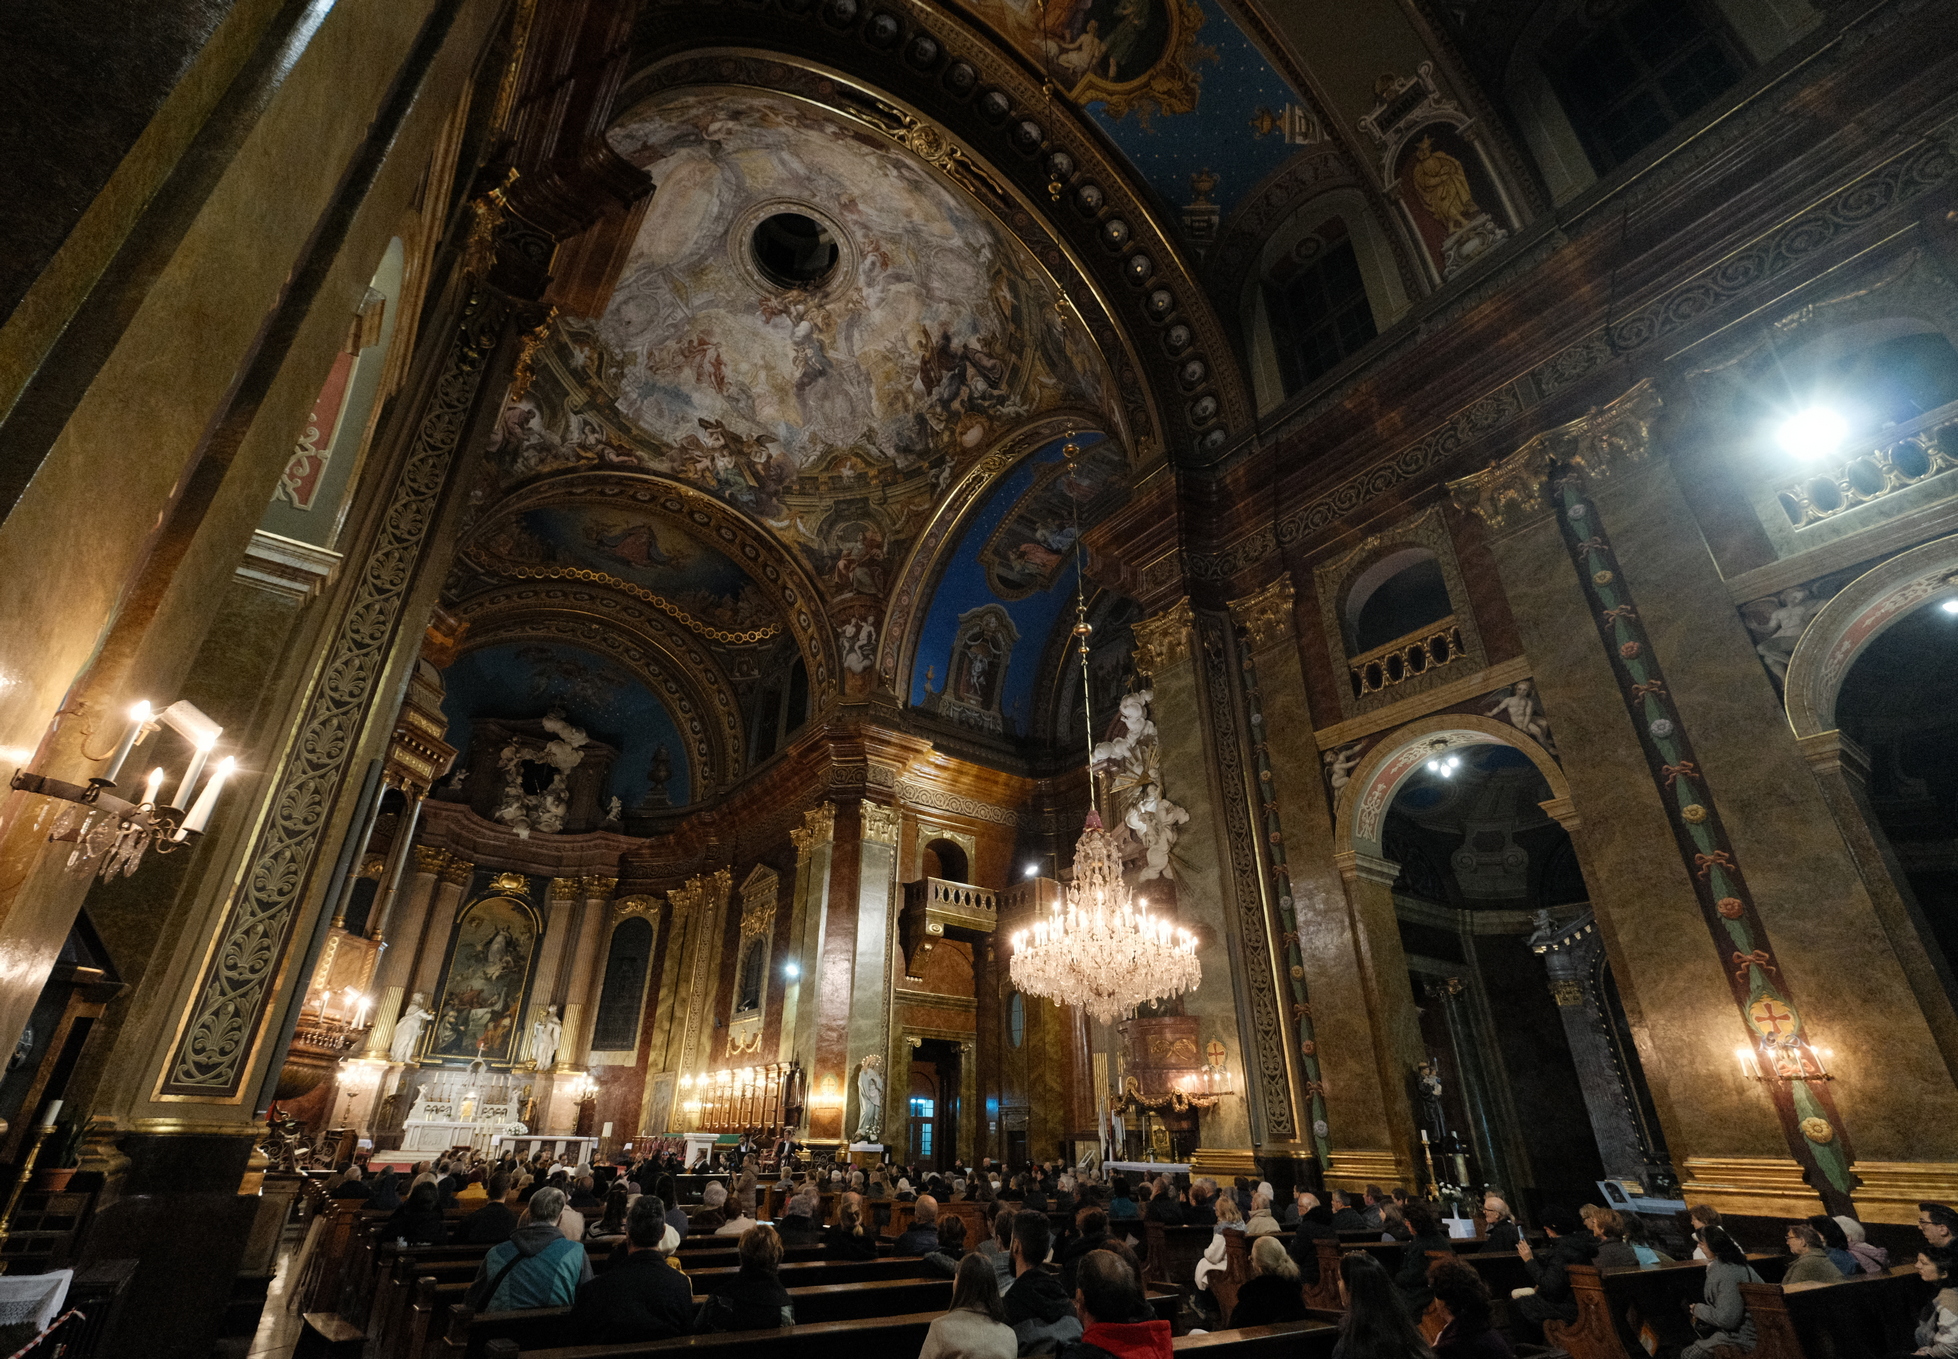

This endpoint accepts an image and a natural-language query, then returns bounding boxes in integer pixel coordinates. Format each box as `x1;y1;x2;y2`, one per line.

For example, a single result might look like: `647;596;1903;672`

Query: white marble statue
1747;586;1823;682
1092;688;1157;768
530;1004;563;1070
853;1054;885;1144
1125;782;1189;880
1485;678;1556;751
391;992;434;1064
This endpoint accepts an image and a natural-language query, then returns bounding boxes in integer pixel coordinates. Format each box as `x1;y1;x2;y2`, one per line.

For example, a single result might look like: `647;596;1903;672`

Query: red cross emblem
1749;998;1795;1038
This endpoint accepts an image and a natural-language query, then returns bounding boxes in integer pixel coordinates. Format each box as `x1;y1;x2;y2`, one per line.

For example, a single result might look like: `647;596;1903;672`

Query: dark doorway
921;838;969;883
910;1037;964;1170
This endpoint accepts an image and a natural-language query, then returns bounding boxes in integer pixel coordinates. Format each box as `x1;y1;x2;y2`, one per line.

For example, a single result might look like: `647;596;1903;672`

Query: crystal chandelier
1008;438;1200;1025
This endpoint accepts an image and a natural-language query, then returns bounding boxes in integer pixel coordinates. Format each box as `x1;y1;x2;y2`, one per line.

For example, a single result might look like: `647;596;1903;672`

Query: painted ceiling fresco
479;87;1123;694
441;642;691;808
470;503;781;636
957;0;1307;221
909;432;1126;738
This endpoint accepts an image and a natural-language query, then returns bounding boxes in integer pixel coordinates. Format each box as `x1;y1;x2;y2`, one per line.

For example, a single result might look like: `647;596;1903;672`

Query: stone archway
1334;712;1573;861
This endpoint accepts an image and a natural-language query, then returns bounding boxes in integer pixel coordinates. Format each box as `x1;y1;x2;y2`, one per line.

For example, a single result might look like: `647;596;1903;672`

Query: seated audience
1058;1209;1110;1293
586;1185;631;1243
1393;1200;1453;1321
1245;1190;1281;1237
1925;1203;1958;1250
926;1214;970;1277
1330;1191;1368;1233
696;1223;794;1332
896;1195;945;1255
977;1205;1016;1287
1782;1221;1845;1285
367;1168;402;1211
1428;1257;1510;1359
1837;1214;1890;1274
467;1187;592;1312
1681;1225;1762;1359
1288;1196;1339;1284
1480;1197;1519;1251
777;1187;823;1245
1805;1215;1860;1278
1228;1235;1309;1329
455;1173;517;1245
1620;1212;1670;1265
1003;1209;1081;1353
1061;1249;1167;1359
715;1189;759;1237
825;1192;878;1261
1337;1250;1436;1359
921;1252;1018;1359
330;1164;371;1199
1107;1177;1138;1221
1511;1206;1598;1339
1913;1245;1958;1358
694;1181;729;1231
384;1180;447;1246
570;1196;693;1346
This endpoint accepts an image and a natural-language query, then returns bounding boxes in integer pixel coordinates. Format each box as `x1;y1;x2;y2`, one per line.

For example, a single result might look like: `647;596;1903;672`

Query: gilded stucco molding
1132;599;1195;677
1448;381;1661;533
1226;576;1296;651
614;893;661;922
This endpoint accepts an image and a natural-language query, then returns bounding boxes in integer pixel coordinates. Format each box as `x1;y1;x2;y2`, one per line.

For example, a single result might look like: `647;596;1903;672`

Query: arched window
1344;548;1454;654
1263;217;1377;399
591;916;654;1052
921;838;969;884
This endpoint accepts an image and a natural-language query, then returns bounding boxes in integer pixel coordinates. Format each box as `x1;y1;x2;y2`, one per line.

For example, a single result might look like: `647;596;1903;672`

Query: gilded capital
412;845;450;875
860;800;900;845
549;876;582;902
789;801;836;857
581;874;619;900
1132;599;1195;677
1227;576;1296;651
439;856;476;885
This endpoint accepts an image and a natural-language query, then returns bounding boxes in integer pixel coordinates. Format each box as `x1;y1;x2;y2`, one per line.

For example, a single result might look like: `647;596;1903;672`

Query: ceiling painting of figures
481;89;1117;608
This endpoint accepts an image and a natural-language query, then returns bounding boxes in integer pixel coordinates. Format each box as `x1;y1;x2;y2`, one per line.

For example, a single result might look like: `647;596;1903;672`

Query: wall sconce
13;698;238;879
1735;1034;1834;1083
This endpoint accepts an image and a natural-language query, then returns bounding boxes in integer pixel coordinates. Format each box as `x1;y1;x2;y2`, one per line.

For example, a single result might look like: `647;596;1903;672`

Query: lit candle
102;702;151;784
178;756;235;835
171;733;218;810
141;767;165;809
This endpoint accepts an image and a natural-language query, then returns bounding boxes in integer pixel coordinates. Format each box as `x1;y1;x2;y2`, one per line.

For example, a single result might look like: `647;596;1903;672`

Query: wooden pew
1143;1223;1216;1294
1544;1258;1786;1359
878;1200;987;1244
1210;1231;1295;1322
1740;1266;1928;1359
513;1315;1341;1359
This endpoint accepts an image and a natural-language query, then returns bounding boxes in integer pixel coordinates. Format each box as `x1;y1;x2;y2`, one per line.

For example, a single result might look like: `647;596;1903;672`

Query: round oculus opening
751;212;839;288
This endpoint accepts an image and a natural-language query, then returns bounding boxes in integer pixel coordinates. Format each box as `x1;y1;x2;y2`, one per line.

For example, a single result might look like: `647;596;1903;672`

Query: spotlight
1943;598;1958;615
1776;407;1848;460
1025;863;1039;878
783;960;800;979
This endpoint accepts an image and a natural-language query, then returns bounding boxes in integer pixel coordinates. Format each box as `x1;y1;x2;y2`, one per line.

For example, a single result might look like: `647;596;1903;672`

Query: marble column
576;876;618;1055
811;806;863;1147
1327;848;1424;1189
783;803;835;1092
1130;601;1255;1158
852;800;900;1147
408;855;474;1016
560;876;615;1069
525;877;581;1064
361;844;447;1060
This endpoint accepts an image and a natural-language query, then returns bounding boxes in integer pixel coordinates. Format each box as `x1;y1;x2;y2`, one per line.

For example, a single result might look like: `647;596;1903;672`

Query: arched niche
1783;536;1958;740
1335;714;1572;861
1342;546;1452;654
1241;189;1409;413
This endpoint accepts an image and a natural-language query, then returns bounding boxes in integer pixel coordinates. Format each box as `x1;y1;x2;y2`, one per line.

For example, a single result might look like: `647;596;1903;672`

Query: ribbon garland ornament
1555;472;1856;1212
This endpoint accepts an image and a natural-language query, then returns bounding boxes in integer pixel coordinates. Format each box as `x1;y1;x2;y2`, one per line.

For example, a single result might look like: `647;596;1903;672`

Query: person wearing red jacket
1060;1249;1171;1359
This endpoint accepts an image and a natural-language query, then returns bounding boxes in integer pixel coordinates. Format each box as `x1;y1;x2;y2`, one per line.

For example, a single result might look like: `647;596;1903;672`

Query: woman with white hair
693;1180;729;1231
1482;1194;1520;1250
1244;1189;1281;1237
1228;1236;1309;1328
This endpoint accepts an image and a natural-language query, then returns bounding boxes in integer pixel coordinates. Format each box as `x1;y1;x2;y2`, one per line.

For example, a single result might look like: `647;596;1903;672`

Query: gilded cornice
1448;381;1661;533
1226;575;1296;651
1132;599;1196;677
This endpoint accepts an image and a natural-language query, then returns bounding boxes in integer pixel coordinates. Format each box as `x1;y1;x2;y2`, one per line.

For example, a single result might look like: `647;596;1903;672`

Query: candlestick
102;702;151;785
171;734;217;811
178;757;235;836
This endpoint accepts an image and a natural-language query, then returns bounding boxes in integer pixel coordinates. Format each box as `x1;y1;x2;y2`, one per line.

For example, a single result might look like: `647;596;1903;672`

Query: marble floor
218;1226;306;1359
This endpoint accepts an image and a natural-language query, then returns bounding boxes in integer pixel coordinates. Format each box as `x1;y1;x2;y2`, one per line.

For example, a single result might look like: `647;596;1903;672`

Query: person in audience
1003;1209;1082;1353
385;1180;448;1246
1054;1176;1077;1217
1377;1202;1409;1242
697;1223;795;1332
897;1195;946;1255
693;1180;729;1231
1245;1190;1281;1237
715;1189;759;1237
1021;1175;1050;1214
1058;1209;1110;1293
978;1205;1017;1287
1391;1200;1453;1322
586;1185;630;1243
1782;1222;1845;1285
654;1175;689;1241
1836;1215;1890;1274
1688;1204;1722;1259
1427;1257;1510;1359
1107;1176;1138;1222
826;1191;879;1261
1924;1204;1958;1250
975;1178;998;1208
1912;1245;1958;1357
570;1196;693;1345
1593;1210;1641;1268
569;1174;601;1212
1229;1235;1309;1329
1061;1249;1168;1359
1324;1191;1364;1233
367;1168;403;1211
1193;1194;1245;1297
1336;1250;1436;1359
331;1164;371;1199
1185;1179;1218;1227
929;1215;971;1270
922;1252;1018;1359
1143;1181;1184;1226
1289;1197;1339;1285
1618;1212;1670;1265
778;1187;823;1245
1511;1205;1597;1340
1680;1225;1763;1359
1480;1197;1519;1251
456;1173;518;1245
1361;1186;1388;1232
538;1180;584;1242
467;1187;592;1312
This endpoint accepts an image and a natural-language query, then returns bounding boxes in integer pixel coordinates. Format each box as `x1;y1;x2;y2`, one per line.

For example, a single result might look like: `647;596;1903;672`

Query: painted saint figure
1408;136;1482;235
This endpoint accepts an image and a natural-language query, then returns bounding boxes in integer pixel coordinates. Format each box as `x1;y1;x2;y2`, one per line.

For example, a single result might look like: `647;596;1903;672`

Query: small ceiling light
783;960;800;979
1943;598;1958;615
1025;863;1039;878
1777;407;1848;460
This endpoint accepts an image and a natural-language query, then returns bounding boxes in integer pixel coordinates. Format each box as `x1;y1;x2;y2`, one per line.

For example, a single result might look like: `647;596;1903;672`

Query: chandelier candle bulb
178;757;235;836
172;733;218;810
102;701;151;785
141;767;165;809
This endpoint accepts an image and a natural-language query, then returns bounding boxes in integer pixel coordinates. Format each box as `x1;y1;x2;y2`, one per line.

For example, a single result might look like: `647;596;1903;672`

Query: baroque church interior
6;0;1958;1352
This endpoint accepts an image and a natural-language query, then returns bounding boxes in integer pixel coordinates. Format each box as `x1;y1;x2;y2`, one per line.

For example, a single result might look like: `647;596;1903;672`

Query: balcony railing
1347;617;1466;697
